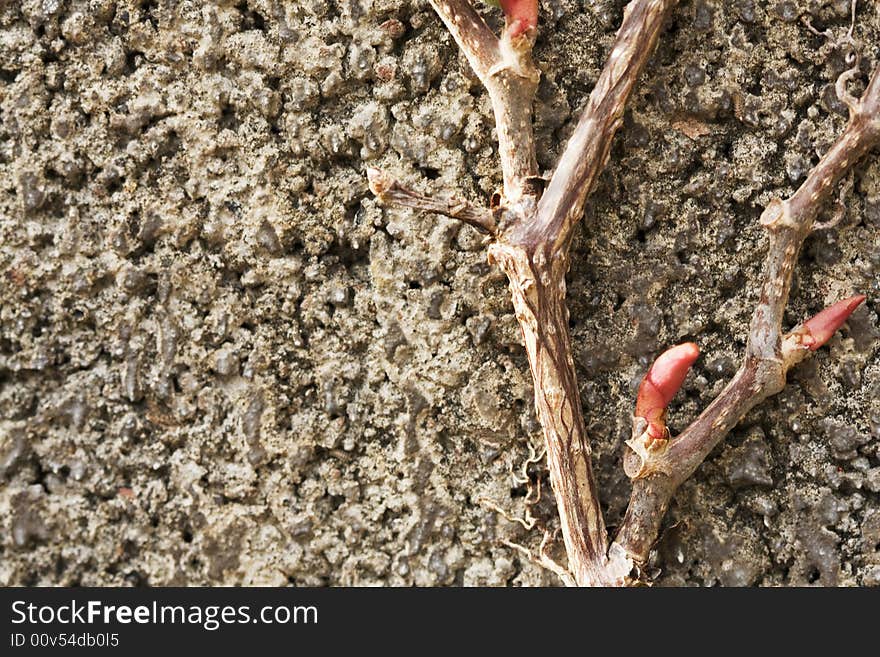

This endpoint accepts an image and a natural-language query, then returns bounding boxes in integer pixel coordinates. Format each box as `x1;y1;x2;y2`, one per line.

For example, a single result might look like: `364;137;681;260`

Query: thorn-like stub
759;198;797;230
366;167;391;196
624;427;671;480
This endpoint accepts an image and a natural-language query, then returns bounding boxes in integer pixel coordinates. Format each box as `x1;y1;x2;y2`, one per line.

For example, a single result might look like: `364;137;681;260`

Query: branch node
366;167;497;235
759;198;798;231
624;422;672;480
366;167;392;196
491;7;540;83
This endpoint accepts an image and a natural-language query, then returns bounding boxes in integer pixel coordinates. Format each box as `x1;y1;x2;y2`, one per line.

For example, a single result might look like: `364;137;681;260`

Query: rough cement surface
1;0;879;586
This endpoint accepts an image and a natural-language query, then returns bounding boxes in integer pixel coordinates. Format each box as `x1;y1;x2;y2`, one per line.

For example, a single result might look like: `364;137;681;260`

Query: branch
367;168;497;234
613;63;880;567
483;1;684;585
481;0;681;586
428;1;540;202
516;0;679;251
487;240;629;586
369;0;878;587
749;65;880;361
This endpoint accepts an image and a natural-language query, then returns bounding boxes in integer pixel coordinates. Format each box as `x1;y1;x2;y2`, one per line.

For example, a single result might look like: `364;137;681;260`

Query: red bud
800;294;866;350
635;343;699;439
500;0;538;38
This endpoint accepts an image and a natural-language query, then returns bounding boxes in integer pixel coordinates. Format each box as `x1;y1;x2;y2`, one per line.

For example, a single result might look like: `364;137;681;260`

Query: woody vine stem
368;1;880;586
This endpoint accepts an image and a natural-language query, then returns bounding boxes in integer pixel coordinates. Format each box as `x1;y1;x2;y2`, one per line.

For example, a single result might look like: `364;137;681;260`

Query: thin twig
480;496;537;531
501;536;576;586
429;1;541;202
367;168;497;234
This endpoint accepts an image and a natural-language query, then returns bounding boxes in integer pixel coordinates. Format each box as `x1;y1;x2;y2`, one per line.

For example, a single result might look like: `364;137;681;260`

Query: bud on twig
499;0;538;38
635;342;700;442
797;294;866;350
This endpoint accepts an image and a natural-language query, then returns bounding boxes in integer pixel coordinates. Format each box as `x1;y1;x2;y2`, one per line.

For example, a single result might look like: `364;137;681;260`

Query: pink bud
500;0;538;38
800;294;866;350
635;343;699;439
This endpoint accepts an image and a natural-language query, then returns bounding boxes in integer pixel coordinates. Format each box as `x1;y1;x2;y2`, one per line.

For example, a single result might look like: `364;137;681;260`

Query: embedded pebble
726;433;774;489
